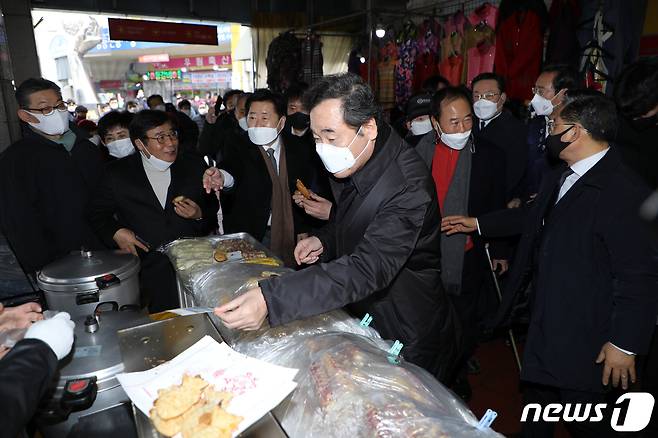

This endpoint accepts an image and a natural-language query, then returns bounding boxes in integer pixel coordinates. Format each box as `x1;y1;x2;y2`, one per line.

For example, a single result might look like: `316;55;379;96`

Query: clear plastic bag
252;332;502;438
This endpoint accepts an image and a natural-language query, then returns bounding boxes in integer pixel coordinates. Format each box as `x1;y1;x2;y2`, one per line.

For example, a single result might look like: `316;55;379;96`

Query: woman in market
87;110;218;312
205;74;462;383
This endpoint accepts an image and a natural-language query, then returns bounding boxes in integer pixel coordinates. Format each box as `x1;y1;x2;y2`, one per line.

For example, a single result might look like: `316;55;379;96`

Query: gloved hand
24;312;75;360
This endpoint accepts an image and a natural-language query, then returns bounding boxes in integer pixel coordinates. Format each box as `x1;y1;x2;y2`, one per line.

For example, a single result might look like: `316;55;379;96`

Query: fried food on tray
149;374;242;437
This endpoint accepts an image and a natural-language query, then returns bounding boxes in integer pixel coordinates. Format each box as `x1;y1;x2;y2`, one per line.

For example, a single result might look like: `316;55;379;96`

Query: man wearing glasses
88;110;218;312
472;72;528;208
0;78;104;274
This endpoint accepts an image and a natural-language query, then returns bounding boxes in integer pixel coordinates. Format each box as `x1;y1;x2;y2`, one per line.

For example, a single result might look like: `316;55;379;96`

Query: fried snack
240;250;267;260
242;257;281;266
213;249;228;262
296;179;311;199
154;374;207;419
181;405;242;438
182;374;209;393
173;196;186;203
203;387;233;406
150;407;184;437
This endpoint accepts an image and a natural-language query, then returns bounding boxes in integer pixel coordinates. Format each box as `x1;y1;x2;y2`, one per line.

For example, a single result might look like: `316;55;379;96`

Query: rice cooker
37;250;140;318
36;305;151;438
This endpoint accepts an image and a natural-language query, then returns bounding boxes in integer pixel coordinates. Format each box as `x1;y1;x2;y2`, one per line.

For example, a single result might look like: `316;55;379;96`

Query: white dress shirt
556;148;609;203
141;154;171;209
220;138;281;226
480;110;503;129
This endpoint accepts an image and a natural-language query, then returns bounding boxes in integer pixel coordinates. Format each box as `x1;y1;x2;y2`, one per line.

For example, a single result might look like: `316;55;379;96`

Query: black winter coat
480;147;658;392
0;127;104;273
259;124;461;381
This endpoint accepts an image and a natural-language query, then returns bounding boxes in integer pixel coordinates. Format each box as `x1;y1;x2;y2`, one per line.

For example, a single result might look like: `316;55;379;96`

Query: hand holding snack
300;192;332;221
174;197;202;220
295;179;311;199
113;228;149;256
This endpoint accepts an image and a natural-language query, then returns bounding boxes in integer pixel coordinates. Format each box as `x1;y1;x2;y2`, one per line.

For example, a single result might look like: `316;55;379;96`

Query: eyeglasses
532;86;555;98
24;102;68;115
547;121;575;135
473;92;500;101
145;130;178;144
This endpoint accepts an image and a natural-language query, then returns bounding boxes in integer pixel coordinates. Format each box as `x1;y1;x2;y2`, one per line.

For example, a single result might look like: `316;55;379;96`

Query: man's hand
173;197;202;219
113;228;149;256
294;236;324;265
213;288;268;331
507;198;522;209
205;111;218;125
0;302;43;332
492;259;509;275
203;167;224;193
441;215;478;235
293;191;332;221
596;342;636;390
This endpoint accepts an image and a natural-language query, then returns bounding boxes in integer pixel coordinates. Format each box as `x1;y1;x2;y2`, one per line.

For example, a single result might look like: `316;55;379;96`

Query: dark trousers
639;326;658;437
521;383;620;438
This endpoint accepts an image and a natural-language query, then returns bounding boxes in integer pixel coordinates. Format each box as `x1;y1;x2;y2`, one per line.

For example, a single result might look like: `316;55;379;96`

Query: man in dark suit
210;73;461;382
88;110;218;312
415;86;508;399
0;78;104;274
442;91;658;437
204;89;317;267
472;72;528;205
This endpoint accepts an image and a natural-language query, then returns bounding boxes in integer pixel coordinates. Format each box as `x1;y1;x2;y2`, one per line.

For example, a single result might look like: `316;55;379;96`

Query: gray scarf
440;142;472;295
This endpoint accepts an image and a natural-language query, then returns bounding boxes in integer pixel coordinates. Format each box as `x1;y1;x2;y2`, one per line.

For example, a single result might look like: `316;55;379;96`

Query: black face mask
546;125;575;160
288;112;310;131
631;114;658;132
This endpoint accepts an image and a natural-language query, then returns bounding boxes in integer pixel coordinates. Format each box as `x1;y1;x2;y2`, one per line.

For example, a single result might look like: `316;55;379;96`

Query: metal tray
170;233;281;307
118;313;287;438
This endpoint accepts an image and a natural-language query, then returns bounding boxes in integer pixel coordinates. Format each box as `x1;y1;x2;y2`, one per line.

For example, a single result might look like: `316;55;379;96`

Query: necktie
266;148;278;175
556;168;575;202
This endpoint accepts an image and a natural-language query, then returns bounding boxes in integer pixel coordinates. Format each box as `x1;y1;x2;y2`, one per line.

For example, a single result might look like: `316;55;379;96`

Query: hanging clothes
495;6;545;102
413;18;441;93
266;31;303;93
463;21;496;85
468;2;499;30
395;22;419;109
546;0;581;67
441;11;467;61
439;54;464;86
378;42;398;110
301;33;324;85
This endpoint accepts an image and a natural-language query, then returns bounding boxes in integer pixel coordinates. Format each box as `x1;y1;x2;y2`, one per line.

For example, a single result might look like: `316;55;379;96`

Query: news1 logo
521;392;655;432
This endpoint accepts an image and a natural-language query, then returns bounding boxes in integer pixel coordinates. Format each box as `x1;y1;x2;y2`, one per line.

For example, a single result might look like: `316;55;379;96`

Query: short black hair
245;89;287;119
614;59;658;119
126;100;138;108
560;90;617;142
541;64;580;93
284;82;309;103
178;99;192;110
223;89;243;103
422;75;450;92
15;78;61;109
129;110;178;143
431;86;472;119
471;72;506;93
75;105;88;113
98;111;134;141
303;73;380;129
146;94;164;107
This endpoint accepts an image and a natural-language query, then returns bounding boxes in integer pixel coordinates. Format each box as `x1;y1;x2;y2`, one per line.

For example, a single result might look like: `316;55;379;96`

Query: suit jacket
259;124;461;381
220;131;318;240
415;131;508;259
474;110;528;200
87;152;218;250
481;147;658;392
0;126;104;273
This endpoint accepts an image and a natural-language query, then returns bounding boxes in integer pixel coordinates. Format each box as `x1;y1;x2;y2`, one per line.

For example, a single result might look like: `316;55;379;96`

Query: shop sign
147;69;183;81
109;18;218;46
138;54;170;63
153;54;232;71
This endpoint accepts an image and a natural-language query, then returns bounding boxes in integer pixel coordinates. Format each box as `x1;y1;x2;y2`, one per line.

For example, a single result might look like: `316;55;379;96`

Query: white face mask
530;94;555;116
28;109;70;136
315;126;371;174
153;104;166;112
141;144;174;171
89;134;101;146
409;118;433;136
248;119;283;145
435;123;471;150
473;99;500;121
238;117;248;131
106;138;135;158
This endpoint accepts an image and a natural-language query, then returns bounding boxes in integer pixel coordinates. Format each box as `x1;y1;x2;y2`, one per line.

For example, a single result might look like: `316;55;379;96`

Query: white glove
24;312;75;360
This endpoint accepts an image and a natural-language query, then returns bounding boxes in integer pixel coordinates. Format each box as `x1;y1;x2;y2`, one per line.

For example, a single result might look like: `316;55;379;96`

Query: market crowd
0;57;657;437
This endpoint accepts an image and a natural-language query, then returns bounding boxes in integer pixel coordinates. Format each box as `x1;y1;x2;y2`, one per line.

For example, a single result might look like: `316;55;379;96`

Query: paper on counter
117;335;298;437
